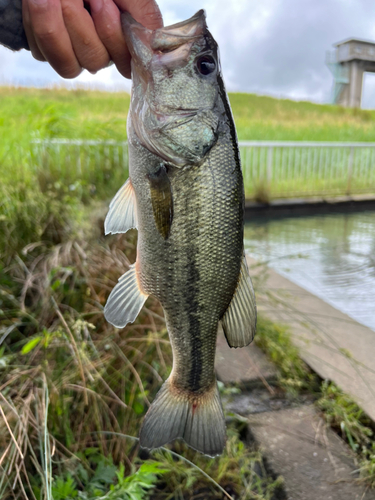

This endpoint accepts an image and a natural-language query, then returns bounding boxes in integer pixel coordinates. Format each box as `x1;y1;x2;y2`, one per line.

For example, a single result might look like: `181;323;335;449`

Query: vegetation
2;87;375;208
2;87;375;157
254;316;319;396
317;381;375;487
230;93;375;142
1;86;375;497
0;202;281;498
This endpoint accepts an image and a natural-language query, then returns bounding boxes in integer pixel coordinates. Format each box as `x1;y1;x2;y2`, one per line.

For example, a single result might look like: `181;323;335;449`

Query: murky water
244;211;375;332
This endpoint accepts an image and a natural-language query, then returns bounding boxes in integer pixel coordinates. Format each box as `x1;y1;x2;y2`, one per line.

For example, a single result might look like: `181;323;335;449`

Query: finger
114;0;163;30
89;0;131;78
25;0;82;79
98;0;163;79
22;0;46;61
61;0;110;74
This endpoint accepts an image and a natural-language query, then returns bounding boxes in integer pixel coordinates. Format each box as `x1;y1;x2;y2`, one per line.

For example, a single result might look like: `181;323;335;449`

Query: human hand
22;0;162;79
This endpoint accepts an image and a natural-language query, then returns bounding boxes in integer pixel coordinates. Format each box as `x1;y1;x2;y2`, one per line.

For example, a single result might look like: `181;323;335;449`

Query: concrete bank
214;290;374;499
246;255;375;422
245;193;375;218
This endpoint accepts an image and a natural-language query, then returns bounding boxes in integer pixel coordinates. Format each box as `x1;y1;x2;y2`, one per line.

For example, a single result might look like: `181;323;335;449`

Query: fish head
123;10;222;167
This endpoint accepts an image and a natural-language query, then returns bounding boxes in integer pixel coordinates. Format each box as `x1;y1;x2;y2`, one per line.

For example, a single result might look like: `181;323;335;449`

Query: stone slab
247;255;375;423
215;327;277;386
223;389;297;415
247;405;373;500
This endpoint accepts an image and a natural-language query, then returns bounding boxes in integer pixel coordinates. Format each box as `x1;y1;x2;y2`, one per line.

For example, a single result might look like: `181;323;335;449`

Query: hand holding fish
21;0;162;78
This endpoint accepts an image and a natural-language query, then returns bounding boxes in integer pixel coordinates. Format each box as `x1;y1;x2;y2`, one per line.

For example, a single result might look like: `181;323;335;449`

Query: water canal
244;210;375;332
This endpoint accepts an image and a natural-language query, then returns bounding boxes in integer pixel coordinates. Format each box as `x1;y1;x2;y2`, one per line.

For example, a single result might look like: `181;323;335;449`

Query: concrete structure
215;326;278;386
248;406;373;500
214;277;374;500
247;255;375;423
327;38;375;107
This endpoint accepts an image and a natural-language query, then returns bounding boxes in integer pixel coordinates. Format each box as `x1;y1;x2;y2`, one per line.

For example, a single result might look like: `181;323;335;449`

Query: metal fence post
267;146;273;191
347;146;354;195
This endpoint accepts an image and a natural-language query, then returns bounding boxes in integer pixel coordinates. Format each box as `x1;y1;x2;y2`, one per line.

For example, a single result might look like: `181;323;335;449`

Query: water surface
244;211;375;332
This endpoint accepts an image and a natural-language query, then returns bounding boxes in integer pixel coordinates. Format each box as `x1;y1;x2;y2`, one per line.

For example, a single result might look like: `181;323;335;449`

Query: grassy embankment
230;93;375;141
3;87;375;205
1;87;375;498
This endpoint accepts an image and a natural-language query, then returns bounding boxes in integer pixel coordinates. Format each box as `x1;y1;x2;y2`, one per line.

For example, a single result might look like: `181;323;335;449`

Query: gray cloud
1;0;375;107
199;0;375;106
0;46;131;91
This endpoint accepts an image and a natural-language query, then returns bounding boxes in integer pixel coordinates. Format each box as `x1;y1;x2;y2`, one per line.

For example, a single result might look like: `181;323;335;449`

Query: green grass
254;316;319;396
2;87;375;154
2;86;375;496
230;93;375;142
2;87;375;205
0;215;283;500
317;381;375;487
0;87;130;189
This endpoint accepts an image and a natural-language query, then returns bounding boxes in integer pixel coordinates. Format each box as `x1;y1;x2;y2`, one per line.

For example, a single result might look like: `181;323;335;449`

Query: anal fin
104;178;138;235
221;255;257;348
104;264;148;328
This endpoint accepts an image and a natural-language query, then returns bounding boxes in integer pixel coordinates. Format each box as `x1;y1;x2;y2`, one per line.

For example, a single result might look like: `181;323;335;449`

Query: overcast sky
1;0;375;107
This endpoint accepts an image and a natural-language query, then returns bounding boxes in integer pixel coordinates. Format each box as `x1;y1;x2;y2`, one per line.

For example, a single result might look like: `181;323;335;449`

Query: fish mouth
123;10;218;168
150;10;206;52
121;10;207;75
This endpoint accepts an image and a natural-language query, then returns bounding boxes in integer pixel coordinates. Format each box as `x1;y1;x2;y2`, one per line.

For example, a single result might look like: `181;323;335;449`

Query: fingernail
89;0;103;14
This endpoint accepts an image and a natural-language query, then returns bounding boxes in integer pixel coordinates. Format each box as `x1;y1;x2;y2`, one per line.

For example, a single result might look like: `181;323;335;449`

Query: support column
348;60;364;108
336;62;350;106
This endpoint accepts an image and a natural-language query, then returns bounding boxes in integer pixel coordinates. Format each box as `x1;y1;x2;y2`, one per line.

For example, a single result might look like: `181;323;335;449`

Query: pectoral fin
221;256;257;348
147;165;173;239
104;264;148;328
104;179;138;235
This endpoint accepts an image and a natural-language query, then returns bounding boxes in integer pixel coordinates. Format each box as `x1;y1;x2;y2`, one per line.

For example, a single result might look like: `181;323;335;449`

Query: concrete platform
247;405;373;500
215;326;278;387
247;255;375;422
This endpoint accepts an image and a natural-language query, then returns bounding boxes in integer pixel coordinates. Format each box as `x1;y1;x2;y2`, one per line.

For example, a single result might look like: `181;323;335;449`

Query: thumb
113;0;163;30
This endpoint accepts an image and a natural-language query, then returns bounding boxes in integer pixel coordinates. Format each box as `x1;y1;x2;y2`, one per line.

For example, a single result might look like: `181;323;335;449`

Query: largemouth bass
104;10;257;457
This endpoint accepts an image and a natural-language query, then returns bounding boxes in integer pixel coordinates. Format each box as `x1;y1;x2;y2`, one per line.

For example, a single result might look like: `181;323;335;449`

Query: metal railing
30;139;129;198
240;141;375;199
31;139;375;199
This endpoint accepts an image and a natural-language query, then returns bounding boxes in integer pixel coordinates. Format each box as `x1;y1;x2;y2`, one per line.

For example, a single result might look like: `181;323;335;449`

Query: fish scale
104;9;257;456
135;138;242;390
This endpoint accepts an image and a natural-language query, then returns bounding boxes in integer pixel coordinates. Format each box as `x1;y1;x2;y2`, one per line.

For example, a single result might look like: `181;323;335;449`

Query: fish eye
196;55;216;76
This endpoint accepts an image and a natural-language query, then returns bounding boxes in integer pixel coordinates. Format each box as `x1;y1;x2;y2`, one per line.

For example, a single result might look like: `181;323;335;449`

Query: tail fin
139;378;226;457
